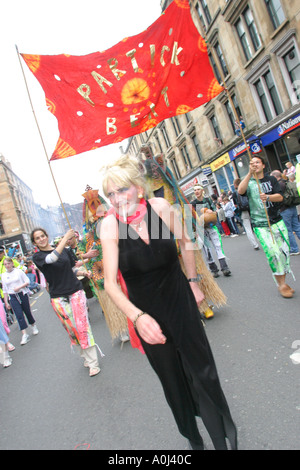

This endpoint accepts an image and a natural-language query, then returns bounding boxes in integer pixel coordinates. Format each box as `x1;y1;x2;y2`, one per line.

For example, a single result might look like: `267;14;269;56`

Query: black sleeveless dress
118;201;237;449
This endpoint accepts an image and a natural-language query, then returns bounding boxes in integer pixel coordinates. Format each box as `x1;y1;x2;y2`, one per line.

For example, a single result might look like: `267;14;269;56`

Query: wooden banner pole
15;45;107;299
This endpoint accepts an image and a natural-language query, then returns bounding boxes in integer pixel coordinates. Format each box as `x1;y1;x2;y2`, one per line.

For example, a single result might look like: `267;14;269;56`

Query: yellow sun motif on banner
113;136;125;144
198;37;207;53
176;104;193;115
121;78;151;105
141;119;158;132
174;0;190;9
207;78;224;100
46;98;56;115
53;138;76;160
22;54;40;74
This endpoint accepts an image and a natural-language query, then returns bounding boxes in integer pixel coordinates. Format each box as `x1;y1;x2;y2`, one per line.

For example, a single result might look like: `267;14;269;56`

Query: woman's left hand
189;282;205;306
84;270;92;279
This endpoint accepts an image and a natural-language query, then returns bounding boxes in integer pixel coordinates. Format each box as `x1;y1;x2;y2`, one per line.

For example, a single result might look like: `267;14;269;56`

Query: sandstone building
126;0;300;200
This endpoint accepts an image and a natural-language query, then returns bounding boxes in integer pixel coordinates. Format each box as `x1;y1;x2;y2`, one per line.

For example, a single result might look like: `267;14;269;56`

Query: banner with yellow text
21;0;223;161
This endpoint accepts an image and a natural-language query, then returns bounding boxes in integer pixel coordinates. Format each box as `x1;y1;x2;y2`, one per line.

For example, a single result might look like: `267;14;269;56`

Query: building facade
0;153;84;253
126;0;300;200
0;154;40;253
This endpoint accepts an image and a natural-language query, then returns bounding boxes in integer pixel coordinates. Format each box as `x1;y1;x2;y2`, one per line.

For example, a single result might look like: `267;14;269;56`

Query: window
246;56;283;123
200;0;212;25
283;48;300;101
209;52;222;84
236;18;252;62
235;6;261;62
154;133;163;153
265;0;285;29
185;112;191;124
272;32;300;105
0;218;5;236
180;145;193;171
171;117;182;137
253;71;283;122
191;134;203;162
210;115;223;146
209;42;229;83
215;42;229;78
161;124;171;148
264;70;283;115
225;100;236;134
196;0;212;32
244;7;261;53
170;157;181;180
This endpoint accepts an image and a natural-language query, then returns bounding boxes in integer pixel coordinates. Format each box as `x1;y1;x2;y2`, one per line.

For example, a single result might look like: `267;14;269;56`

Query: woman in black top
100;155;237;450
31;228;102;377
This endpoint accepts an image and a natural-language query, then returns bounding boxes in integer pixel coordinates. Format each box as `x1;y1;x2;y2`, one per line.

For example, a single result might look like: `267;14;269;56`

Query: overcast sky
0;0;162;207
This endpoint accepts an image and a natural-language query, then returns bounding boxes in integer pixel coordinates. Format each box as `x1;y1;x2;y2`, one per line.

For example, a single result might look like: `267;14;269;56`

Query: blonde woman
100;155;237;450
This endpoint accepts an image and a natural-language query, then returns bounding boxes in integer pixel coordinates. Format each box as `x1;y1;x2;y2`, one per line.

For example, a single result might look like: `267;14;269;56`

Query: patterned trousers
253;220;290;277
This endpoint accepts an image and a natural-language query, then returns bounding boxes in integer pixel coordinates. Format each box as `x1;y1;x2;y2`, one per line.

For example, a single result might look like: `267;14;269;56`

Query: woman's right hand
65;229;75;241
135;313;167;345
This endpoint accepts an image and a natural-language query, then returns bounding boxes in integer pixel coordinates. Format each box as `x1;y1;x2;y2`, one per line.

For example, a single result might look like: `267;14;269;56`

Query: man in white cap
192;185;231;278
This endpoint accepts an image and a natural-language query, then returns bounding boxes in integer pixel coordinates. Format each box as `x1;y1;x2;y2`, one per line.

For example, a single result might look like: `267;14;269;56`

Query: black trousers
9;293;35;331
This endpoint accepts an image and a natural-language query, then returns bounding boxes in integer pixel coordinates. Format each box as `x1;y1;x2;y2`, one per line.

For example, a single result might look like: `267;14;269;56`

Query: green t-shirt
246;176;282;228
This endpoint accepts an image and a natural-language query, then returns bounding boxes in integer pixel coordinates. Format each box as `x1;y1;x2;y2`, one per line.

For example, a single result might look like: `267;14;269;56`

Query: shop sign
202;165;212;176
261;112;300;146
181;177;199;193
229;137;262;161
250;141;262;154
229;143;248;160
210;152;230;172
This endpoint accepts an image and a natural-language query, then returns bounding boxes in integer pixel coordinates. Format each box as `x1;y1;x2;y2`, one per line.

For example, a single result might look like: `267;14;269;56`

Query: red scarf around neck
106;198;147;224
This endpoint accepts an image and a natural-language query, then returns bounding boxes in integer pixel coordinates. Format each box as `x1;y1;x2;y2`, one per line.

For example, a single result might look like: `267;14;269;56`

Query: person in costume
100;154;238;450
191;184;232;278
79;187;129;342
238;155;294;298
31;227;102;377
138;147;227;319
67;231;96;301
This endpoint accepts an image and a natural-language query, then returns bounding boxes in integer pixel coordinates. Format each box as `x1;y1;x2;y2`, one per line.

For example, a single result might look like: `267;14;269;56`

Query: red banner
21;0;223;161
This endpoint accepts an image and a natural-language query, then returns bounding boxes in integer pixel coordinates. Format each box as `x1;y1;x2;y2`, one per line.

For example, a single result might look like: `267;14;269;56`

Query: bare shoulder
100;214;118;241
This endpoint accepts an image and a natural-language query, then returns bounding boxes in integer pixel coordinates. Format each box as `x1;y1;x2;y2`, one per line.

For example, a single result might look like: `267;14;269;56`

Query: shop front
180;166;216;201
260;111;300;171
210;152;236;194
228;110;300;177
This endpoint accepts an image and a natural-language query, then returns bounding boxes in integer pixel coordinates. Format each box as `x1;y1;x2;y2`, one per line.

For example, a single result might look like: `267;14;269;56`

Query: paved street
0;234;299;451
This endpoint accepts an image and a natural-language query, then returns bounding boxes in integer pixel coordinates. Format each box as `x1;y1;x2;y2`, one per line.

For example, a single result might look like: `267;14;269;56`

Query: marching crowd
0;153;300;451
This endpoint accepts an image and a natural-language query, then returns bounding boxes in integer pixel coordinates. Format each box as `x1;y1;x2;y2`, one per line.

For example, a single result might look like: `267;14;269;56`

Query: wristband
188;274;202;283
133;311;146;328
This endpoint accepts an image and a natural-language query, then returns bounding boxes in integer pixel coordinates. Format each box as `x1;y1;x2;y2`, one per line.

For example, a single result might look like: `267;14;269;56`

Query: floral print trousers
51;289;95;350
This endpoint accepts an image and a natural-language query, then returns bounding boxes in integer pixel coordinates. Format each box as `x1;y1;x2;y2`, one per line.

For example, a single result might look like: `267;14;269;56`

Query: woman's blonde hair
101;154;147;197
